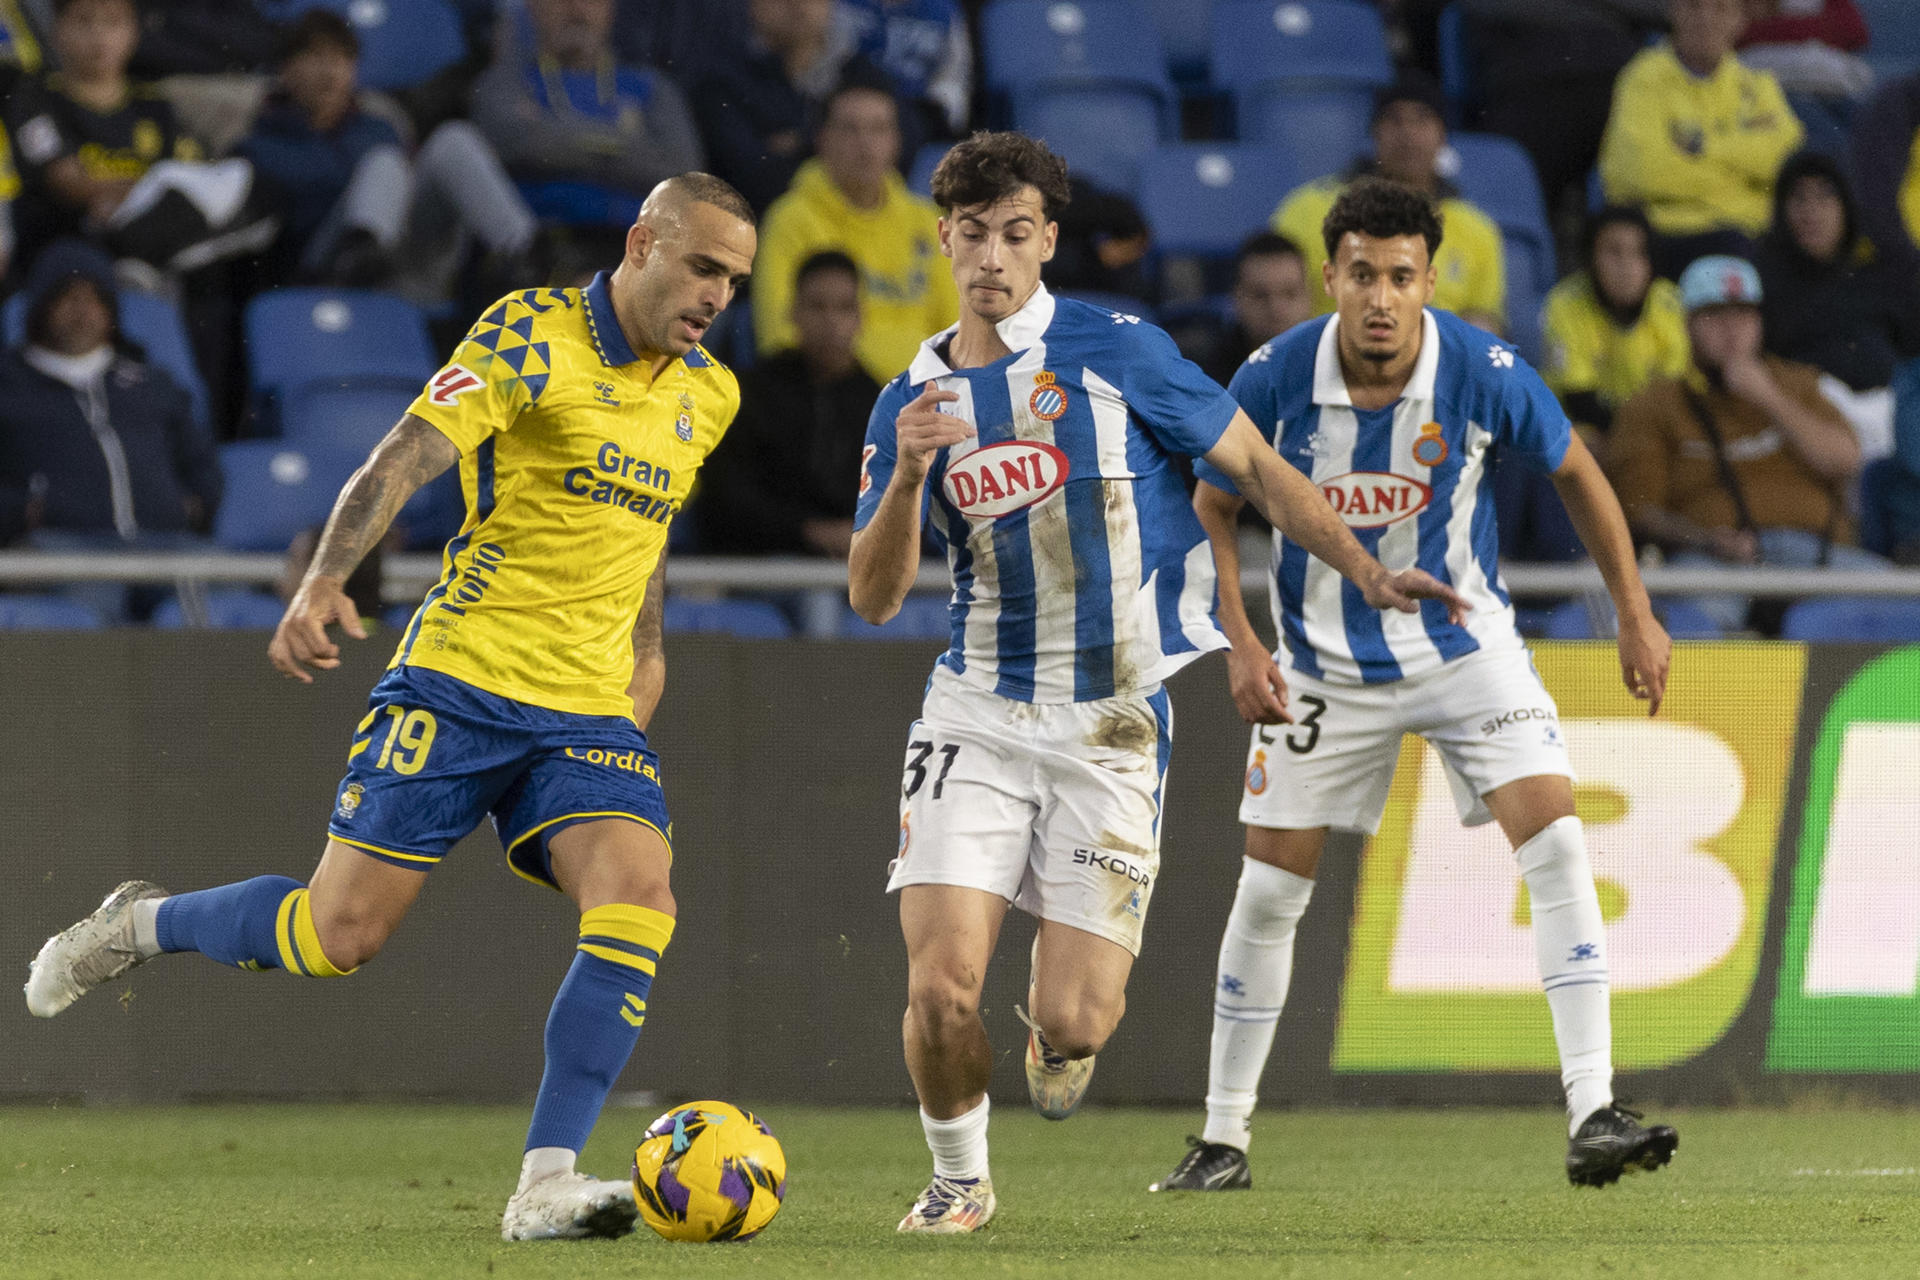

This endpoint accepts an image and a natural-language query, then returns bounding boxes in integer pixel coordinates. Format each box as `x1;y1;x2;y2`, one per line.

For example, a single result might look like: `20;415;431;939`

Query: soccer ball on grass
631;1100;786;1242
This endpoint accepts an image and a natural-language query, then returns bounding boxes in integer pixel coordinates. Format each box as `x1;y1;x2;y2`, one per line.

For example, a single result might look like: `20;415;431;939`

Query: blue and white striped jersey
856;285;1238;703
1196;309;1571;685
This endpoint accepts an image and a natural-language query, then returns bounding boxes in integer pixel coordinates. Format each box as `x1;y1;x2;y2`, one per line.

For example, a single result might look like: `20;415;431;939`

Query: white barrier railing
2;550;1919;602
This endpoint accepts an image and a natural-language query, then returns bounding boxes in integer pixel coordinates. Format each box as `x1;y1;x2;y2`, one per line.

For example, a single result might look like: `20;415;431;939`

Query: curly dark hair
930;131;1072;221
1321;177;1444;263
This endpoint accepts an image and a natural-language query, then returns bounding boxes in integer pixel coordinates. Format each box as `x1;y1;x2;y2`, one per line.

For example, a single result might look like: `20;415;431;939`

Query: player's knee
905;974;982;1044
309;900;396;972
1035;991;1124;1060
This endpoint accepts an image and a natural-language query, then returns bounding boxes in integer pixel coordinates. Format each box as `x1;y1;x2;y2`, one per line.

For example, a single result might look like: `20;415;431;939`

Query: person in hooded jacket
0;238;220;548
1756;149;1920;462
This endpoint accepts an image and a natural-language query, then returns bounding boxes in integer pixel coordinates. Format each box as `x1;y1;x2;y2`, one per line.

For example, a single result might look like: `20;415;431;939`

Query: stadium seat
271;0;467;91
1019;85;1166;195
1501;236;1545;364
1144;0;1215;82
843;596;952;641
1858;457;1903;557
1435;3;1474;121
212;440;365;551
1212;1;1392;147
663;597;794;639
1237;89;1374;181
279;384;418;454
244;289;437;404
1859;0;1920;81
150;590;290;630
1779;597;1920;643
1137;143;1308;259
0;594;106;630
4;288;211;430
398;468;467;552
1446;134;1554;274
981;1;1176;190
1543;597;1723;640
909;141;946;199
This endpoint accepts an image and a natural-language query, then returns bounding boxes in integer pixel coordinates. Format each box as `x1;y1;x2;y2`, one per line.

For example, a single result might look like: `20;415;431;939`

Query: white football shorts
885;664;1173;955
1238;645;1573;834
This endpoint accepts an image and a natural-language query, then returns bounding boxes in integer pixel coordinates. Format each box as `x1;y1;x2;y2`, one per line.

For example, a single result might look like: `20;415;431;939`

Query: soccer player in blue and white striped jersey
1152;179;1678;1197
849;135;1468;1235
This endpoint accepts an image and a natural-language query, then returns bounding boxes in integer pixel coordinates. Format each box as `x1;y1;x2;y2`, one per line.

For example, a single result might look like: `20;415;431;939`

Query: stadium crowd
0;0;1916;638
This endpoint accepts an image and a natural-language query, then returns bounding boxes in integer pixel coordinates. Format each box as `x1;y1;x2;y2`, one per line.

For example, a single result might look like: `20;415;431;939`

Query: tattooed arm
627;550;667;731
269;415;460;682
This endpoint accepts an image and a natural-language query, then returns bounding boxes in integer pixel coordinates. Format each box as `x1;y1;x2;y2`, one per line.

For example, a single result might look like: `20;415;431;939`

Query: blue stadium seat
212;441;365;551
1212;1;1392;145
909;141;946;199
1020;85;1166;194
1145;0;1215;82
1859;0;1920;81
4;288;211;429
1543;597;1723;640
843;596;952;641
1501;236;1545;364
1238;89;1374;180
1435;2;1473;119
1446;134;1554;271
1858;456;1902;557
279;384;418;453
1661;600;1724;640
663;598;794;639
272;0;467;91
245;289;437;403
1137;143;1308;259
0;594;106;630
398;468;467;552
982;1;1176;190
1780;597;1920;642
150;590;290;630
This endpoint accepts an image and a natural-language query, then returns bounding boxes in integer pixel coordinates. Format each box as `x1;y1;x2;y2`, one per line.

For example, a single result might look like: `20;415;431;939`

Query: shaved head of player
1322;177;1440;376
616;174;757;365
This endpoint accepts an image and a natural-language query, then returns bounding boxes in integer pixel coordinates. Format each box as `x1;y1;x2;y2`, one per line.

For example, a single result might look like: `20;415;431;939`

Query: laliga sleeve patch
428;363;484;406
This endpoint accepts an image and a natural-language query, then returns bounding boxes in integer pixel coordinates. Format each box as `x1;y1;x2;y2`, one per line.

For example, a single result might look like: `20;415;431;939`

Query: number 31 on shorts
902;738;961;799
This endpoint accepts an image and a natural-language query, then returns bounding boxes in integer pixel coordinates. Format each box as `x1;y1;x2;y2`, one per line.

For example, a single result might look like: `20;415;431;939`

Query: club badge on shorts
1245;748;1269;796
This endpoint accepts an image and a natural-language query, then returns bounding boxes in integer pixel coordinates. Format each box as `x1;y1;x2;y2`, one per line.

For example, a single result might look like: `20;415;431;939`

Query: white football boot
500;1172;639;1240
896;1175;996;1234
24;880;168;1018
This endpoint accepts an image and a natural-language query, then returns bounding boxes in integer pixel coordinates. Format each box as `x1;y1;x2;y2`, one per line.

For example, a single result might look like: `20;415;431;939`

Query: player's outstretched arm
1194;479;1291;725
269;414;460;683
1550;432;1670;715
628;550;668;731
1201;411;1470;624
848;386;972;624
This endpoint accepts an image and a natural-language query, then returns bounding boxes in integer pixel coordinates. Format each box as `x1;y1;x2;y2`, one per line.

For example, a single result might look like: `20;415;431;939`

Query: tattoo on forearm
309;417;458;583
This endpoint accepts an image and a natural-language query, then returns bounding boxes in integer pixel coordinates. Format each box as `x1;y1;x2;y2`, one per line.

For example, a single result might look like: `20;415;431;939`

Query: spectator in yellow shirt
1597;0;1803;278
754;74;957;381
1272;74;1507;335
1541;207;1691;439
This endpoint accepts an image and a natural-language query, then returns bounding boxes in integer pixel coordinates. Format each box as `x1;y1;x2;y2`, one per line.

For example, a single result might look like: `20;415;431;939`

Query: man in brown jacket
1606;254;1886;630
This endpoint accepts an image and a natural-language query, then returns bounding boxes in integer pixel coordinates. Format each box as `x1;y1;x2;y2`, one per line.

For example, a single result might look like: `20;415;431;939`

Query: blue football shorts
325;665;671;890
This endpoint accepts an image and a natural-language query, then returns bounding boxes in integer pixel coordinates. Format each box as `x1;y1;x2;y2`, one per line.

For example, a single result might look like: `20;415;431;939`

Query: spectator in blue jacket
0;240;221;547
836;0;972;139
470;0;705;227
239;10;537;288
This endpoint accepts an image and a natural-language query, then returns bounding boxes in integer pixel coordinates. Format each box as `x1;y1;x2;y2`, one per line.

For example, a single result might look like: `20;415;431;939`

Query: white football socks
922;1095;990;1181
131;897;164;960
1517;816;1614;1136
1201;857;1315;1152
518;1146;576;1190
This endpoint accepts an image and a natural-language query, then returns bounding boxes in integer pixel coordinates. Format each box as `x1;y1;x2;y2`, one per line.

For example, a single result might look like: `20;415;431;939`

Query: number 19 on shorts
349;706;439;776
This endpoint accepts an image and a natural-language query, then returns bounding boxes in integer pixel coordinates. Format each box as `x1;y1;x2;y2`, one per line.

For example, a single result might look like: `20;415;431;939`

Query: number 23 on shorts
349;706;439;775
902;738;962;799
1257;695;1327;755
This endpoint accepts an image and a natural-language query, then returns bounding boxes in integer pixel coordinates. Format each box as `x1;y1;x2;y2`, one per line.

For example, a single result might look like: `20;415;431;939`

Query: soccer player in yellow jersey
24;172;756;1243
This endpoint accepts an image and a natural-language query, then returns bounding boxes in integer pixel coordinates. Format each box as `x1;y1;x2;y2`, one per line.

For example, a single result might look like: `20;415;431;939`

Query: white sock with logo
1201;857;1315;1152
1517;816;1613;1136
922;1095;990;1182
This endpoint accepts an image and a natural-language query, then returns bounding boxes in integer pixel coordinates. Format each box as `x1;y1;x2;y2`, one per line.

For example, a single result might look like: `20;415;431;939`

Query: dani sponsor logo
942;440;1070;519
1319;471;1431;528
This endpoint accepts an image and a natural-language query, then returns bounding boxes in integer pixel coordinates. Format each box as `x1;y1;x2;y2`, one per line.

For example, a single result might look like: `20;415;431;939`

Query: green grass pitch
4;1103;1917;1279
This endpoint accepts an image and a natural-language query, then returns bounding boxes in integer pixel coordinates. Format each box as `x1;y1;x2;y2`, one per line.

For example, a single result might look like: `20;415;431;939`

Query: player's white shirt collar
906;282;1057;382
1310;308;1442;407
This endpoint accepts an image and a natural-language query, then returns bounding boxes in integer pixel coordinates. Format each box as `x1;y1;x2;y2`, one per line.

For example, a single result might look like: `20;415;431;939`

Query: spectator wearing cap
753;76;955;383
1271;74;1507;334
1597;0;1804;279
1756;150;1920;463
699;250;880;557
470;0;705;227
239;10;539;291
0;239;220;547
1541;206;1692;439
1606;254;1883;630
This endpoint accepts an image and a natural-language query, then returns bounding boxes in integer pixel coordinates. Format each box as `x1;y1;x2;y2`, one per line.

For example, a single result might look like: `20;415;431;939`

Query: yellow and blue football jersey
395;273;739;718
